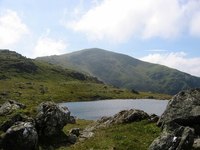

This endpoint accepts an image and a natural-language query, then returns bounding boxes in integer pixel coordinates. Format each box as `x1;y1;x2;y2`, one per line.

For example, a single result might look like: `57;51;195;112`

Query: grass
61;120;160;150
0;50;166;150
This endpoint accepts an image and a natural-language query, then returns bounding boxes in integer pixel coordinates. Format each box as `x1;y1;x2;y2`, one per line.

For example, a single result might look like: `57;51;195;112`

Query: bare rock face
1;122;38;150
35;101;71;137
149;89;200;150
149;124;194;150
96;109;149;127
157;89;200;129
0;100;26;116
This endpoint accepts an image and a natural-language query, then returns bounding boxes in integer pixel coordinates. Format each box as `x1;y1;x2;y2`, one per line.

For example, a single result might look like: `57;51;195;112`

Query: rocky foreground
149;88;200;150
0;88;199;150
0;101;76;150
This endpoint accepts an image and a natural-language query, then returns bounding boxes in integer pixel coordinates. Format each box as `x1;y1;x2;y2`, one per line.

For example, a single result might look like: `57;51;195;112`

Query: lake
60;99;169;120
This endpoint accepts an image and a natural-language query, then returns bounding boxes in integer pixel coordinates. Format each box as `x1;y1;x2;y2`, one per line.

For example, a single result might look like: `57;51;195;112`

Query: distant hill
37;48;200;95
0;49;169;106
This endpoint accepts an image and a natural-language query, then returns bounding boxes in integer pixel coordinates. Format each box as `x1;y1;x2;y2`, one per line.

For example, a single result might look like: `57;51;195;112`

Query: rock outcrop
149;123;194;150
0;100;26;116
0;101;76;150
35;101;71;137
149;89;200;150
97;109;149;126
1;122;38;150
157;89;200;129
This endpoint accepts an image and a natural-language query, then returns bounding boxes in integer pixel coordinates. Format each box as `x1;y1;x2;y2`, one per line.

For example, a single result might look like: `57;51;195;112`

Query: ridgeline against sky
0;0;200;76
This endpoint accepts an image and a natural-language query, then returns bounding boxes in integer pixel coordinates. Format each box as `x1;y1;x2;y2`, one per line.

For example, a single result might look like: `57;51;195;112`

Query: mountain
37;48;200;95
0;49;169;106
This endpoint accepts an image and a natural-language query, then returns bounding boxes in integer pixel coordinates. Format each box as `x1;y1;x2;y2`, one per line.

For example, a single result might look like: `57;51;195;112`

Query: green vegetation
0;50;169;150
0;50;170;109
61;120;160;150
37;48;200;95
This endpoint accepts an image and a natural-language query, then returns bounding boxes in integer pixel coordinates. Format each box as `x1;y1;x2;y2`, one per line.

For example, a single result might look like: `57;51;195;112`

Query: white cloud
65;0;200;42
0;9;29;47
190;12;200;37
33;34;67;58
140;52;200;77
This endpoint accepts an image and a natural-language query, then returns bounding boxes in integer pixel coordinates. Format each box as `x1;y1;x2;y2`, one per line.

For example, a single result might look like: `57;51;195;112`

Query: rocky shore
0;88;199;150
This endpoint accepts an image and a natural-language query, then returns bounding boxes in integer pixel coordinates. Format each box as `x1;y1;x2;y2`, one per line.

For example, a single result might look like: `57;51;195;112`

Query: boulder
0;100;26;116
67;134;77;144
35;101;71;137
70;128;80;137
149;89;200;150
0;114;35;132
148;114;159;123
149;124;194;150
109;109;149;124
157;89;200;129
1;122;38;150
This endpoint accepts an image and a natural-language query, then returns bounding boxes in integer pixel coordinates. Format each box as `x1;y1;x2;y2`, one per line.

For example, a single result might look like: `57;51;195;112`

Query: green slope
37;48;200;95
0;50;169;108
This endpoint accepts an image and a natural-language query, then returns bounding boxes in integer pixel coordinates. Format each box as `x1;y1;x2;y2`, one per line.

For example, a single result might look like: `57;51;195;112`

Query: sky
0;0;200;77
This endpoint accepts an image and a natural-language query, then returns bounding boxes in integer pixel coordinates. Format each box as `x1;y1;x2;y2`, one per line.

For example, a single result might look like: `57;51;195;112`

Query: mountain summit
37;48;200;95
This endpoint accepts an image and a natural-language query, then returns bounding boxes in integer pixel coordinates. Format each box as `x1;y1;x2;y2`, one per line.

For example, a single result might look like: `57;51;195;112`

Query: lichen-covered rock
0;114;35;132
1;122;38;150
0;100;26;116
157;89;200;128
108;109;149;124
35;101;71;137
149;125;194;150
149;89;200;150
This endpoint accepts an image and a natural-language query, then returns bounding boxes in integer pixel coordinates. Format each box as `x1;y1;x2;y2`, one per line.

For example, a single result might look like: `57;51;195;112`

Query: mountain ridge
0;49;170;106
37;48;200;95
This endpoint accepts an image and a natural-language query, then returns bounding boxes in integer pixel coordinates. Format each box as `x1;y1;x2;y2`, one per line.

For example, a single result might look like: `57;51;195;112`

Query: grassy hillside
0;50;169;109
37;48;200;95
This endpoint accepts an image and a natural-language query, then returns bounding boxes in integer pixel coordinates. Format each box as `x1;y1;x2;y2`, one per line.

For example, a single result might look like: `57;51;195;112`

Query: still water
60;99;168;120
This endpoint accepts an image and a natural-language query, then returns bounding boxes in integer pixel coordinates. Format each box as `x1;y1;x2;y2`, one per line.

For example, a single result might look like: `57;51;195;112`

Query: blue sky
0;0;200;76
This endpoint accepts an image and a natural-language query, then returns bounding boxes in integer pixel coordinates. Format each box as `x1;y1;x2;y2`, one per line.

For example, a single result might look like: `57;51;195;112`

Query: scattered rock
78;109;149;142
70;128;80;137
1;122;38;150
35;101;71;137
0;100;26;116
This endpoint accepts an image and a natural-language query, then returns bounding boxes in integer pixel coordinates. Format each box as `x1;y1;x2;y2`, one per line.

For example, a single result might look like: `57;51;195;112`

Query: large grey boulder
35;101;71;137
149;89;200;150
1;122;38;150
149;124;194;150
158;89;200;129
0;100;26;116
